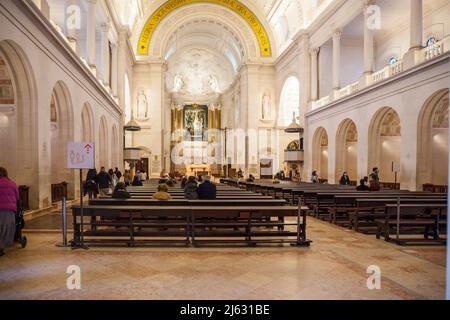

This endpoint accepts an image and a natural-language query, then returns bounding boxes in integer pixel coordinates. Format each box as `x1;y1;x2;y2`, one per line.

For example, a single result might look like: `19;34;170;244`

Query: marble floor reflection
0;216;446;300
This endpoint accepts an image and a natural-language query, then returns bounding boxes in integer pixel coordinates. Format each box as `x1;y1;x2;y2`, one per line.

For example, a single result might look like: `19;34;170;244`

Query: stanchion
72;169;89;250
55;196;69;247
396;197;401;244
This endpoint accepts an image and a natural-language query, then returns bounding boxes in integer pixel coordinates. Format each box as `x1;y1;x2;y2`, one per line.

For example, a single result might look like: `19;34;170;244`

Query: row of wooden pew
221;179;448;245
70;182;311;247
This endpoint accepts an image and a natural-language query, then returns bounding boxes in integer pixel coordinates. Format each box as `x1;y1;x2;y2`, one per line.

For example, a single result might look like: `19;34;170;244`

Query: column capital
332;28;343;39
87;0;97;5
310;47;319;56
101;21;110;33
363;0;375;10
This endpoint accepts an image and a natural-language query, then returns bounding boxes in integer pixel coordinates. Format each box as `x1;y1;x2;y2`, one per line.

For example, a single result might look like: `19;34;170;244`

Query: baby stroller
14;200;27;248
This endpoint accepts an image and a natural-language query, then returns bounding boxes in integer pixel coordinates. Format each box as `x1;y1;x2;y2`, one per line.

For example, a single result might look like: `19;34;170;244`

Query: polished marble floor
0;216;446;300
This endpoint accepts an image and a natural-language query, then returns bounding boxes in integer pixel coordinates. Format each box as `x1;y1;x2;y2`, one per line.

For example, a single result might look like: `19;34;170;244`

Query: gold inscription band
137;0;272;57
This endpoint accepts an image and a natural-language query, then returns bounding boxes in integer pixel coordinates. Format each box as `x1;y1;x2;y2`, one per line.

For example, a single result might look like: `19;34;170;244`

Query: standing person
237;168;243;178
114;167;122;181
339;172;350;186
108;169;118;188
85;168;98;199
311;171;319;183
0;167;19;257
184;176;199;200
141;170;147;182
97;167;112;196
123;170;132;186
369;167;381;191
198;176;217;200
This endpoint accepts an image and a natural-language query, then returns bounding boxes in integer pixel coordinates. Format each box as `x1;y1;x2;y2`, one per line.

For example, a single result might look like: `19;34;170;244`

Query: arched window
278;76;300;126
124;73;131;123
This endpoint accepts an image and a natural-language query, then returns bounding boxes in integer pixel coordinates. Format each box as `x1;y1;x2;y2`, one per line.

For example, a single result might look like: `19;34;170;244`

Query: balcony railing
310;37;448;112
312;95;330;110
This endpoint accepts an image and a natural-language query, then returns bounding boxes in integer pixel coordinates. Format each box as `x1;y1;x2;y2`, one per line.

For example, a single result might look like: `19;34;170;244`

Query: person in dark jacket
132;175;143;186
198;176;217;200
114;167;122;181
356;178;370;191
247;174;255;183
97;167;112;196
85;168;98;199
339;172;350;185
180;176;188;188
184;176;199;199
112;182;131;199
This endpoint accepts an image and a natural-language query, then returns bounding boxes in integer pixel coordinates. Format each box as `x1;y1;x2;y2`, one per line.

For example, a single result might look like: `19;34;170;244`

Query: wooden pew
375;204;447;244
71;204;311;247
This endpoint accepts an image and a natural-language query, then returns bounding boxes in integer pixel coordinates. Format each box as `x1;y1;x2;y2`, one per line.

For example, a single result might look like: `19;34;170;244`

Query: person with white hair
198;175;217;200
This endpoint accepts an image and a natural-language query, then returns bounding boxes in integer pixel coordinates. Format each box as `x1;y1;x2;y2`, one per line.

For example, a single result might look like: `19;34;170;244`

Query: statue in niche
136;90;148;120
261;92;271;120
173;74;184;92
208;74;219;93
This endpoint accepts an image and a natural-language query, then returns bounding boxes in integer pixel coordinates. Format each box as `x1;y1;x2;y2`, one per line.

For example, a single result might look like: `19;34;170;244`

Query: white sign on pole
67;142;95;169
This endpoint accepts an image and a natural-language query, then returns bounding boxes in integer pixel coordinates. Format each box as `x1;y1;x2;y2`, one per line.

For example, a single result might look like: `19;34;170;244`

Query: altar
186;164;210;177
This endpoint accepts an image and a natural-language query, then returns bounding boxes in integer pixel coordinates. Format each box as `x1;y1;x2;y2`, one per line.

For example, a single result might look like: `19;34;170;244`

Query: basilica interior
0;0;449;301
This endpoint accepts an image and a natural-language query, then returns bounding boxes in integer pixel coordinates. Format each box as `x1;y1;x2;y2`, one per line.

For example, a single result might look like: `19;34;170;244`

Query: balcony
311;36;449;111
284;150;304;162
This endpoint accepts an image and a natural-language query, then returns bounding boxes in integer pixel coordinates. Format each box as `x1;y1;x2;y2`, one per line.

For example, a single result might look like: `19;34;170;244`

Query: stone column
86;0;97;69
403;0;423;69
310;48;319;101
100;22;110;86
410;0;423;50
363;2;375;74
111;43;118;97
332;28;342;91
64;0;79;53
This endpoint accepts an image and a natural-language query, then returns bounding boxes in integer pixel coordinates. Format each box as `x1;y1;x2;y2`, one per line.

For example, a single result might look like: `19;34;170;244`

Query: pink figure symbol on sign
84;144;92;155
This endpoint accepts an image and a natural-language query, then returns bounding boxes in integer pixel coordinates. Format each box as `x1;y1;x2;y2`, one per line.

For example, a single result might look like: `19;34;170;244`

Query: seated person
246;174;255;183
152;184;172;200
198;176;217;200
180;176;188;188
356;179;370;191
166;179;175;188
131;175;143;186
111;182;131;199
184;176;199;199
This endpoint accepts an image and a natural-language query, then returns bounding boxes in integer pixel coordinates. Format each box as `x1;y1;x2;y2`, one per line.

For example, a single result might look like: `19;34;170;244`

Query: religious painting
183;105;208;141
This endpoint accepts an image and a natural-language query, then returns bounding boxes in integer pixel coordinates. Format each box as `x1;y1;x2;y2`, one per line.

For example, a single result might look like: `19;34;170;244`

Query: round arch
81;102;95;142
50;81;75;195
416;88;449;189
335;119;358;182
278;76;300;126
0;40;39;208
368;107;401;184
111;124;119;169
98;116;109;169
136;0;274;58
312;127;328;181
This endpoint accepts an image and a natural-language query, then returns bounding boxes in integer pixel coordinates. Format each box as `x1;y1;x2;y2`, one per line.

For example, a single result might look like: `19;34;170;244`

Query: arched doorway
335;119;358;183
368;107;401;185
417;89;449;189
312;127;328;182
0;40;38;208
81;102;94;142
99;116;109;169
50;81;74;199
111;124;119;169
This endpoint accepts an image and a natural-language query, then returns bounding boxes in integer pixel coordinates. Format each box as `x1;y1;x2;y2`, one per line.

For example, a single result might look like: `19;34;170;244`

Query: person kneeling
152;184;172;200
112;182;131;199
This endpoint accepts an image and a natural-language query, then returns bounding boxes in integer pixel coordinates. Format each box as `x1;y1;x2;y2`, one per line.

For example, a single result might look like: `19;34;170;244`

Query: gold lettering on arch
137;0;272;57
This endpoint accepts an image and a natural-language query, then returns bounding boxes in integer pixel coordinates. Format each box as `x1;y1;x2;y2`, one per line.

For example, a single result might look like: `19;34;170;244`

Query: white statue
262;93;271;120
208;74;219;92
173;74;184;92
136;90;148;120
193;113;203;136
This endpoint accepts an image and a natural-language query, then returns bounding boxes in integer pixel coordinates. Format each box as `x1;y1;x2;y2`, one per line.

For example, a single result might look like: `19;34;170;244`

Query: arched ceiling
129;0;335;61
